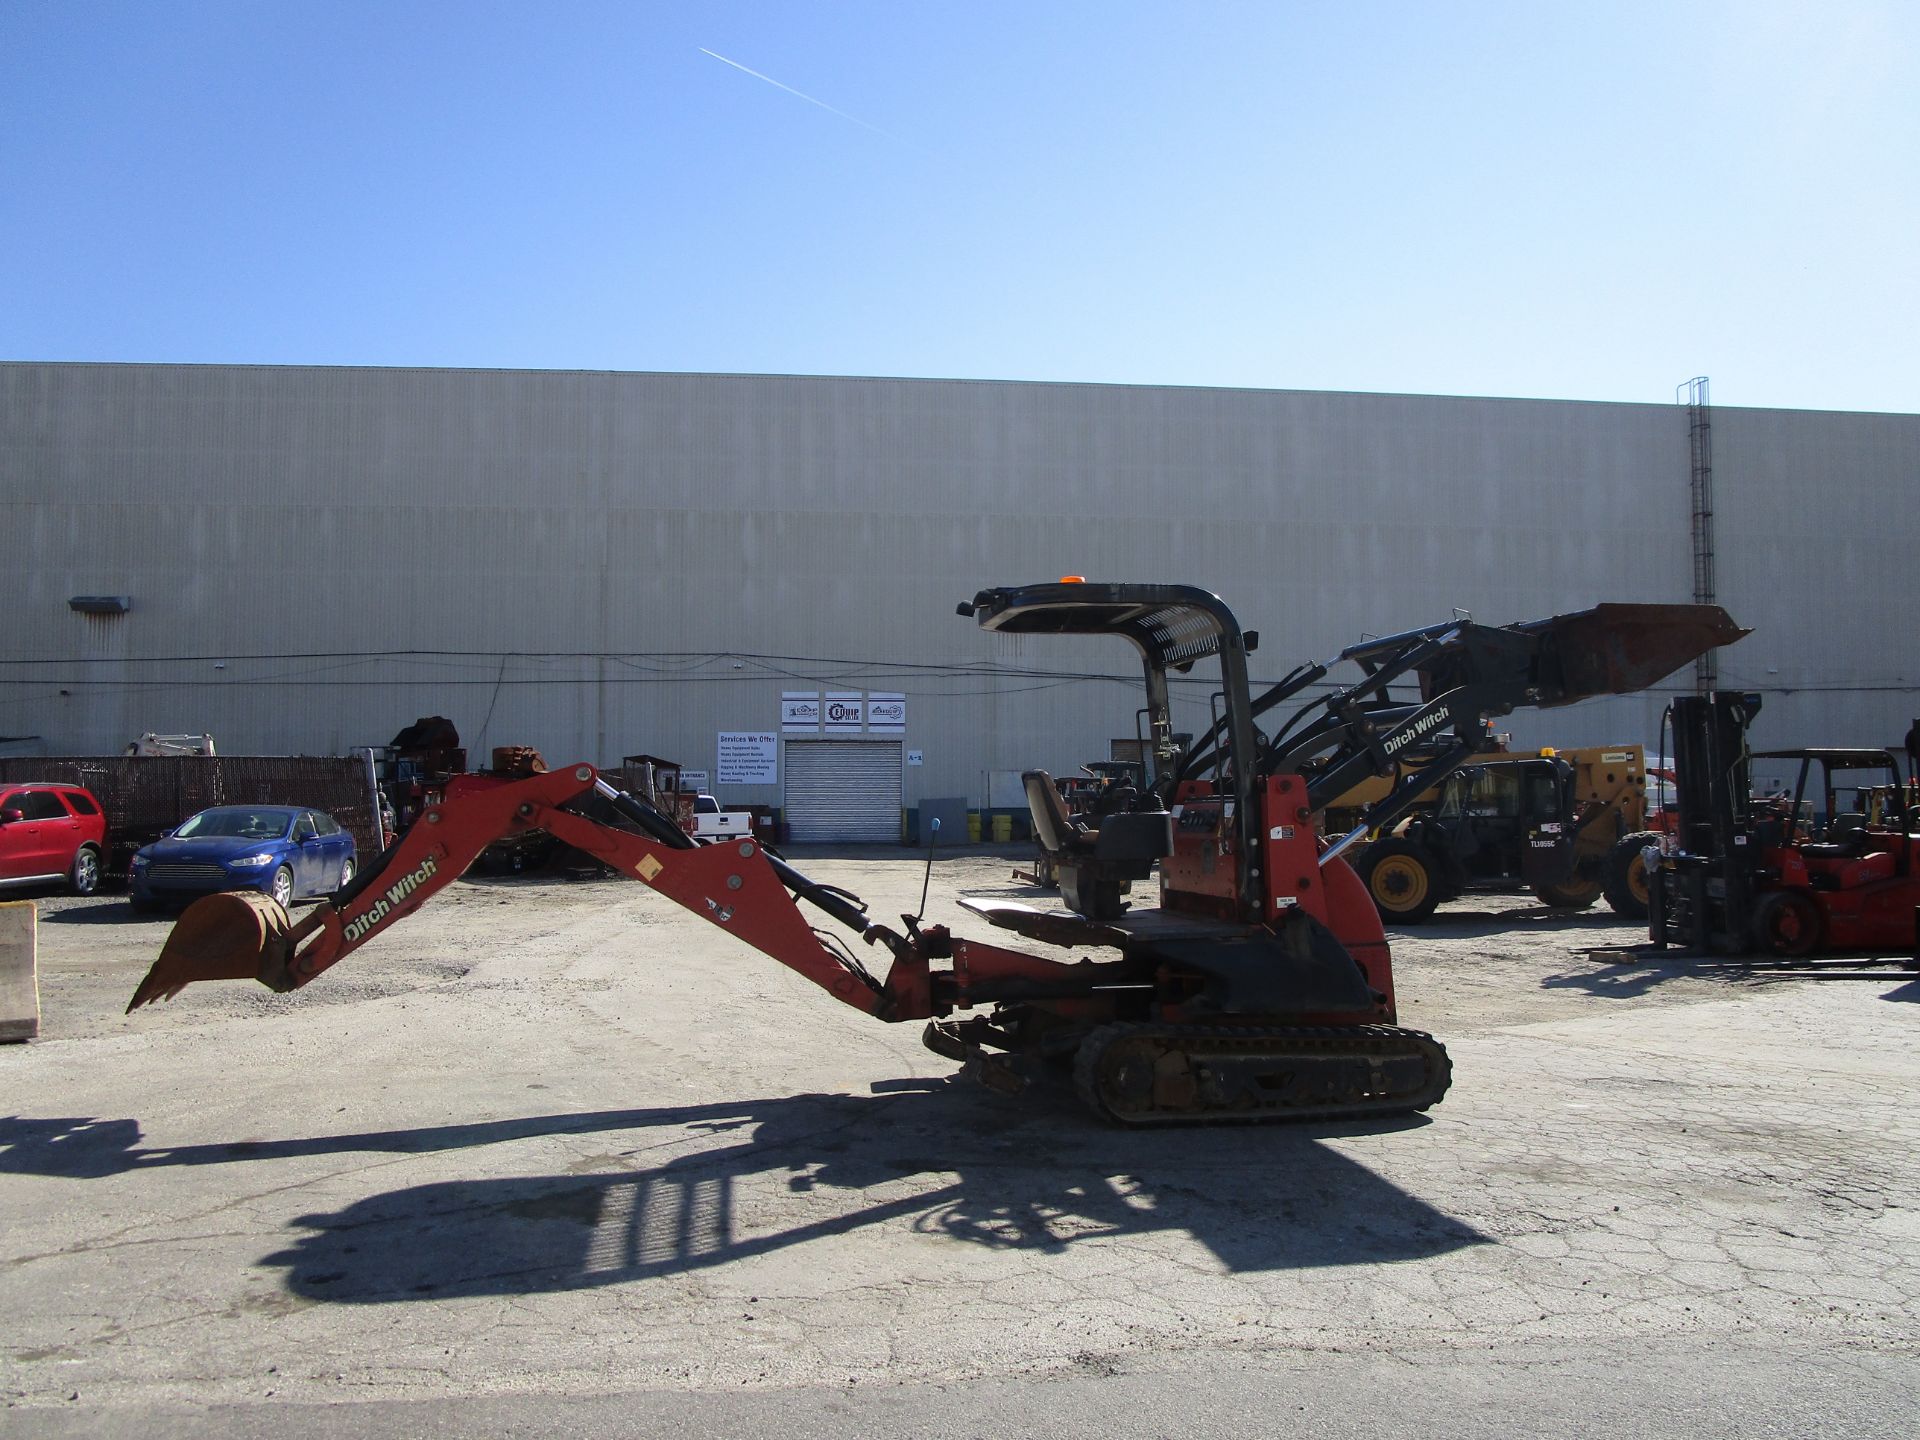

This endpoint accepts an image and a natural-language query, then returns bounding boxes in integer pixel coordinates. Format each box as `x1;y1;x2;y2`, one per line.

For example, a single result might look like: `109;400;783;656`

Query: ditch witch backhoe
129;582;1740;1126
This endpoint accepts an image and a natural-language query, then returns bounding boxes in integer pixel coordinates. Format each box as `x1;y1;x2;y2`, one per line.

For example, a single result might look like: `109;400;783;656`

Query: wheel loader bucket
127;891;293;1011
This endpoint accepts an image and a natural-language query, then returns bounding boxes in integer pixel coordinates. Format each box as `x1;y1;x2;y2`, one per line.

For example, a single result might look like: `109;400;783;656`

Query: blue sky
4;1;1914;412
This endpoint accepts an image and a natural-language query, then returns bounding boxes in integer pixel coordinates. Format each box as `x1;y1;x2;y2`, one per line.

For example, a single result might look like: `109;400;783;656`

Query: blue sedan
130;806;356;912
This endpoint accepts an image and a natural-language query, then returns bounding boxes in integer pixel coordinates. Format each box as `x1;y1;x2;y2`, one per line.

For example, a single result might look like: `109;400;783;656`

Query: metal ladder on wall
1678;376;1715;693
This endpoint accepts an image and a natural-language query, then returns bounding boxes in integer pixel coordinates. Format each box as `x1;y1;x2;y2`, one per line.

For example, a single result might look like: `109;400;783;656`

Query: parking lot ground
4;851;1917;1434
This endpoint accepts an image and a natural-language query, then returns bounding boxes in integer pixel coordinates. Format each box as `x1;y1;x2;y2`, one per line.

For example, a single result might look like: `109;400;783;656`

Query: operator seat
1023;769;1172;921
1801;812;1869;859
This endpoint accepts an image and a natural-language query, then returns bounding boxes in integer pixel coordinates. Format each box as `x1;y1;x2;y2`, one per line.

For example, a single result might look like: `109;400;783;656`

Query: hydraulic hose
593;779;902;957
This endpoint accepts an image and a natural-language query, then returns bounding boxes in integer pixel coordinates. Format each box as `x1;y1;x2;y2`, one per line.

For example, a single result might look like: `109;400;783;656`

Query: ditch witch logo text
1381;702;1453;756
342;854;440;942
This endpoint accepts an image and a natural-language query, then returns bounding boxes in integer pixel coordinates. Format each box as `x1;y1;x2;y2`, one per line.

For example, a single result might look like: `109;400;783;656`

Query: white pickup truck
689;793;752;842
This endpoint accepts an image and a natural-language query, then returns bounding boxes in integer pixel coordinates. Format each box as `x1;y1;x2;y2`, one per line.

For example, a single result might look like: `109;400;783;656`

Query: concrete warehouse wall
4;362;1917;813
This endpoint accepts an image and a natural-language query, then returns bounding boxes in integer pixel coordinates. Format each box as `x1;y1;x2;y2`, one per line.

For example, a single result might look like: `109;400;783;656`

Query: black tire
1531;874;1602;909
68;844;102;897
1360;838;1443;923
1602;831;1661;920
1754;888;1824;959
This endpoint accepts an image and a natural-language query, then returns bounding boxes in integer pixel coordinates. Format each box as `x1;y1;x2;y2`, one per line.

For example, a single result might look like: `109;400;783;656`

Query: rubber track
1071;1022;1452;1127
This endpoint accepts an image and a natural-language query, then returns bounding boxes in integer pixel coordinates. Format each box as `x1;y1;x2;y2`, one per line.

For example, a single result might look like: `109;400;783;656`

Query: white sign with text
716;732;778;785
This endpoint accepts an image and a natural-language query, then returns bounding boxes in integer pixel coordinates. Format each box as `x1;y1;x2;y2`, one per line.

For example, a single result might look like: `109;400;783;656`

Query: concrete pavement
3;857;1916;1431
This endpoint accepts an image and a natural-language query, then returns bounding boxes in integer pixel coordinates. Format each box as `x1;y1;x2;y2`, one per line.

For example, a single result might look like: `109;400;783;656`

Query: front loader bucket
127;891;293;1011
1532;603;1749;703
1423;603;1748;708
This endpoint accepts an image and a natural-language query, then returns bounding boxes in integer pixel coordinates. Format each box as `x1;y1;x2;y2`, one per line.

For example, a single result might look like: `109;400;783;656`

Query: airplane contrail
697;46;895;140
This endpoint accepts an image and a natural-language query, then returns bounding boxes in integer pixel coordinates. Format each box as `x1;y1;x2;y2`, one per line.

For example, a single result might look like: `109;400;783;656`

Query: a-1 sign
715;732;778;785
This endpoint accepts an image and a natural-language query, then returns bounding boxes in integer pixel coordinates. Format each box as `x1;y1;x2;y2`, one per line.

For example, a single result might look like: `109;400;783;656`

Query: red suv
0;783;108;895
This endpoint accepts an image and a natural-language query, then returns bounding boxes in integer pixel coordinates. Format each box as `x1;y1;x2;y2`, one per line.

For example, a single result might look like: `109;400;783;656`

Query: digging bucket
127;891;293;1011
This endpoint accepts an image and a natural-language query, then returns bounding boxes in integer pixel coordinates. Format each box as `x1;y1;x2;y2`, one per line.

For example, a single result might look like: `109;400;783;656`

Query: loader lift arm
970;585;1745;906
1176;603;1746;867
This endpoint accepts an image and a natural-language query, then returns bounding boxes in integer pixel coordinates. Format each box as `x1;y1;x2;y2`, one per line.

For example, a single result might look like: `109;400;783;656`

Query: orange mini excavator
131;582;1742;1126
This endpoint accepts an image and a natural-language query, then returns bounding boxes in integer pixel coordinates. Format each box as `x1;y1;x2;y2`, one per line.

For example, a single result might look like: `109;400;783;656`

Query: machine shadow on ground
1540;952;1920;1001
39;895;337;924
1;1084;1484;1303
1403;906;1639;939
42;898;173;925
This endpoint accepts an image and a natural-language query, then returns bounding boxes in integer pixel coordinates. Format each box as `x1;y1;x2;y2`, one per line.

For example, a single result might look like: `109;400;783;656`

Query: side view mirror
0;808;21;824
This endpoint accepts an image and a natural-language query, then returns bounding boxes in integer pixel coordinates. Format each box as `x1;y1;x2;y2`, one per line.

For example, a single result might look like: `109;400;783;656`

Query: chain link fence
0;755;379;878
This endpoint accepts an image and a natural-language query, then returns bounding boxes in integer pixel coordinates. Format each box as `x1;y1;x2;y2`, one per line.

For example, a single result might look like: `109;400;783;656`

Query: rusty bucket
1421;603;1748;708
1528;602;1750;703
127;891;293;1011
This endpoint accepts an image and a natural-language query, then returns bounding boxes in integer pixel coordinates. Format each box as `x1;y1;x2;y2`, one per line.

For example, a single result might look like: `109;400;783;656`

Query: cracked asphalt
3;853;1917;1436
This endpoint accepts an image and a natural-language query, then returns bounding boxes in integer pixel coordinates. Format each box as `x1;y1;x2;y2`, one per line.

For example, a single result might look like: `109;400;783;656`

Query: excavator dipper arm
128;766;935;1019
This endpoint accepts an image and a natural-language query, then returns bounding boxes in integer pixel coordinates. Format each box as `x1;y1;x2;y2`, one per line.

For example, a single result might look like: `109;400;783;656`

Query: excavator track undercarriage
1071;1023;1452;1126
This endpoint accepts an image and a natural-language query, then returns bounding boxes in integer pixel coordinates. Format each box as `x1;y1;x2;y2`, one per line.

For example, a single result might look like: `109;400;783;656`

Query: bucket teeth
127;892;293;1011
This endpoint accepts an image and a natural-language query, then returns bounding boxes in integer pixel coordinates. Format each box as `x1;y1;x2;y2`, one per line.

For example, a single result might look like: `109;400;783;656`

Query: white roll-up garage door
783;740;902;843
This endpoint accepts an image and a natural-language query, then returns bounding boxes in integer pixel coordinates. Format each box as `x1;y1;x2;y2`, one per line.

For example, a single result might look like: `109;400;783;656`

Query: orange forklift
1650;692;1920;957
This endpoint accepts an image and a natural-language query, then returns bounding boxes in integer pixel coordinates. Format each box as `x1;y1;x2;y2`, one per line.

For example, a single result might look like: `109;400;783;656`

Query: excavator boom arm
129;766;923;1019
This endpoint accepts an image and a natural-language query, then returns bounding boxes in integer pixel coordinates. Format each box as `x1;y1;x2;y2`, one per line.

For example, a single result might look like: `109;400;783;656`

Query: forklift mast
1669;693;1763;856
1651;691;1764;952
